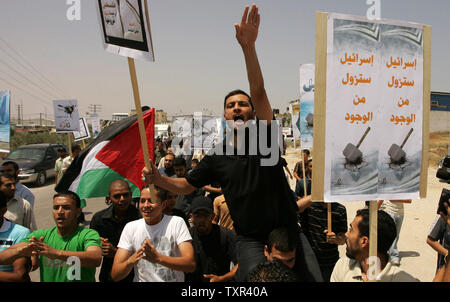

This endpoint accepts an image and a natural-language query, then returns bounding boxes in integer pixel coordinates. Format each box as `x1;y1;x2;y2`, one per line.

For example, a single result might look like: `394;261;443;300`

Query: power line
0;75;52;107
0;37;68;98
0;44;65;100
0;56;61;101
0;67;56;103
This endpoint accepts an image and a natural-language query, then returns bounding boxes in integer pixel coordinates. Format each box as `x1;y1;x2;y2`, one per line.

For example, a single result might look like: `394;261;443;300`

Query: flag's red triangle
96;109;155;189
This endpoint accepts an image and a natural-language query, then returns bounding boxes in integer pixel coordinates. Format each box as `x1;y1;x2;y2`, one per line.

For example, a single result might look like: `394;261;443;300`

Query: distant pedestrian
1;161;35;208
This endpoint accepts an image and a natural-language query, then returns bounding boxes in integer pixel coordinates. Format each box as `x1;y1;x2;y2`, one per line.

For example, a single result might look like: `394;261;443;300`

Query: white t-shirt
118;215;192;282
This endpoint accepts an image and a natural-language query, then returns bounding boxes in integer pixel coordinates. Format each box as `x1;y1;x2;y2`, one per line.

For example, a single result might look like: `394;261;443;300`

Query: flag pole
127;57;157;202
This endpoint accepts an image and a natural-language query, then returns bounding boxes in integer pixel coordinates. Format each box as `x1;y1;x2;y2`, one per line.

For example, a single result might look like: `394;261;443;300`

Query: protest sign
299;64;315;150
312;12;431;202
53;100;80;133
91;115;101;139
290;103;301;149
73;117;91;142
0;91;10;153
97;0;154;61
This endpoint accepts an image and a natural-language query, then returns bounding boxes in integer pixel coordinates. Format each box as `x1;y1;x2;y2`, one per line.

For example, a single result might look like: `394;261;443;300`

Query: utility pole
17;104;21;125
40;113;43;127
88;104;102;116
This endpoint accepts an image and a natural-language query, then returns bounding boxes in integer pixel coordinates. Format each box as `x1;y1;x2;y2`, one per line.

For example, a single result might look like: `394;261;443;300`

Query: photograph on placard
0;91;10;153
299;64;315;150
323;14;425;202
324;15;380;201
377;23;423;199
291;103;301;149
73;118;91;142
53;100;80;133
97;0;154;61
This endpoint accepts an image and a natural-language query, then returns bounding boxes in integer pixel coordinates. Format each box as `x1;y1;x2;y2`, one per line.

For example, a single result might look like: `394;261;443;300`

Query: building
155;110;168;124
430;91;450;132
112;113;129;122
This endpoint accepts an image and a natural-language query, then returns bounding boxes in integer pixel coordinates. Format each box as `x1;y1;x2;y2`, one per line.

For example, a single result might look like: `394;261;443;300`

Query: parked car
436;155;450;182
1;143;66;186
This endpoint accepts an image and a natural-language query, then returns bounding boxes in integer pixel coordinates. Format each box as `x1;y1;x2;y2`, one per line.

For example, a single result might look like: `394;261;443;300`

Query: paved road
27;178;107;282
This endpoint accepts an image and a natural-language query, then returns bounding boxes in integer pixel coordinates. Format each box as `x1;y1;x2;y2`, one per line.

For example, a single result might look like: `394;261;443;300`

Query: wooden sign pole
127;57;157;202
368;200;378;281
301;150;308;196
67;133;72;154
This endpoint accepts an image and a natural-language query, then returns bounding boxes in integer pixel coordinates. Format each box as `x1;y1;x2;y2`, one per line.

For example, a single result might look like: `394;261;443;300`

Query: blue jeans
388;213;404;261
235;230;323;282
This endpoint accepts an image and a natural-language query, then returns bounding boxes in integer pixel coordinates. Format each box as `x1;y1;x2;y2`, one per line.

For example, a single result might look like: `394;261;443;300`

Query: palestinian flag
56;109;155;207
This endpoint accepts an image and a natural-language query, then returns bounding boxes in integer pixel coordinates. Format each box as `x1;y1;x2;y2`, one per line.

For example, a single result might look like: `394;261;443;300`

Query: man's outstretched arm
235;4;273;123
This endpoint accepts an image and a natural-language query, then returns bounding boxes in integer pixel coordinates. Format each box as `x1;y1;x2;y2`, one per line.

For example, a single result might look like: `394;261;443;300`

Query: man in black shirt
185;196;237;282
90;180;140;282
143;4;322;282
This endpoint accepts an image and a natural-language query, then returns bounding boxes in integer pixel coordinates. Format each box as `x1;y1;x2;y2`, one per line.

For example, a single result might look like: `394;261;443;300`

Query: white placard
324;13;424;202
299;64;315;150
73;118;91;141
291;103;301;150
97;0;155;62
91;116;101;138
53;100;80;133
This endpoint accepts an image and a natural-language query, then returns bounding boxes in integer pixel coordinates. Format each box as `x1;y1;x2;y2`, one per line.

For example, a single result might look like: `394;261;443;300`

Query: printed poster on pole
91;115;101;139
299;64;315;150
312;13;430;202
97;0;154;61
53;100;80;133
0;91;11;153
291;103;301;150
73;118;91;142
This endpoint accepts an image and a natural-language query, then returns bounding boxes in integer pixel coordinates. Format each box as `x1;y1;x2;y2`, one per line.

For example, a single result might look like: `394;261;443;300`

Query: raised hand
234;4;260;48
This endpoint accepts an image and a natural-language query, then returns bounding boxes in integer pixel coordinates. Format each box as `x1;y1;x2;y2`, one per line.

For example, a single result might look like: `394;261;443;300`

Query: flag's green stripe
76;168;141;207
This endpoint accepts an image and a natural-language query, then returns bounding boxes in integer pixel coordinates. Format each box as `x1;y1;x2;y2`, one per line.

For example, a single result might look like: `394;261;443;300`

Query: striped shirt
298;202;347;268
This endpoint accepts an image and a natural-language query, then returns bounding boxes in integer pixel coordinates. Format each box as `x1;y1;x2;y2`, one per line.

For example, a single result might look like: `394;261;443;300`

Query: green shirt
22;226;101;282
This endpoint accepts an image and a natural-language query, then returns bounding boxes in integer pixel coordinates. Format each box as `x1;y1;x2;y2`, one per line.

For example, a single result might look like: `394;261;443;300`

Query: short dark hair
108;179;130;194
1;161;19;172
355;209;397;255
247;259;298;282
267;228;298;253
142;185;168;203
0;190;8;209
57;148;66;153
172;156;186;167
302;149;310;155
0;173;16;185
53;191;81;208
72;145;81;153
191;158;199;164
223;89;254;111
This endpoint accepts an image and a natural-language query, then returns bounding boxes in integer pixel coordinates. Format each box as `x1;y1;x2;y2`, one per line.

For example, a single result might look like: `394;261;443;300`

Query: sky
0;0;449;121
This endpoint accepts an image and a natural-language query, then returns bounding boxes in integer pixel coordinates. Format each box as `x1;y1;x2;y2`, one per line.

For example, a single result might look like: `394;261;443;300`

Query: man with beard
331;209;418;282
158;153;175;177
90;180;141;282
0;174;36;230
